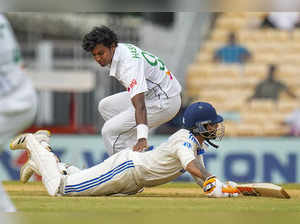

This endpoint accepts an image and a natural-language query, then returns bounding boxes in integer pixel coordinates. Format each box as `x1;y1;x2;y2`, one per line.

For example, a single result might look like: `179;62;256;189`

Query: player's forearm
132;93;148;125
186;159;212;184
192;175;204;187
132;93;148;142
135;107;148;141
191;156;206;187
287;89;297;98
135;105;147;125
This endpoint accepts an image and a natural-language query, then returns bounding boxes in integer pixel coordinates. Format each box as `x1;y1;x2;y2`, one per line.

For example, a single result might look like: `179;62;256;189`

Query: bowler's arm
132;92;147;125
131;92;148;151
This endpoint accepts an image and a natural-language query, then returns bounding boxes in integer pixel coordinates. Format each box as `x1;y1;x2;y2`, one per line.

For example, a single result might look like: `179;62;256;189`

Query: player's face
205;123;224;140
92;44;116;67
207;123;218;131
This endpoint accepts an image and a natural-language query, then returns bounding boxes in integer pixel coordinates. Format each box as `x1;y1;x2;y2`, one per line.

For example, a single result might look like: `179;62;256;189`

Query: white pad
26;134;61;196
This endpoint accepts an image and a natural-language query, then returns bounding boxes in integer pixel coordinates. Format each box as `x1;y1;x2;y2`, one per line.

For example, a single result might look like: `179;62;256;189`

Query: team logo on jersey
183;142;192;149
189;133;200;147
127;79;137;92
166;70;173;80
197;148;205;155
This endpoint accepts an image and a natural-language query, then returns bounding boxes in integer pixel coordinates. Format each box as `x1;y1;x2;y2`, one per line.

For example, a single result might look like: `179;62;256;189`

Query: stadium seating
186;12;300;137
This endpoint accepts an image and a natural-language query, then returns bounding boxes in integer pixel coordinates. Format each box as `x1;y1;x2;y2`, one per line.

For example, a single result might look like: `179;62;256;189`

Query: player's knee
101;122;114;138
97;100;104;115
98;97;111;115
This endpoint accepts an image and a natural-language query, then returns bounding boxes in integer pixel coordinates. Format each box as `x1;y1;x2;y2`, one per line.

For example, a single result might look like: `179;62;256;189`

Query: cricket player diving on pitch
82;26;182;155
10;102;240;198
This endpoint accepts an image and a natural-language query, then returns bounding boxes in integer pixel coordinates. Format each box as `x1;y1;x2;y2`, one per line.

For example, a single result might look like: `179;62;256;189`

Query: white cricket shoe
10;133;36;183
10;130;51;151
10;133;30;151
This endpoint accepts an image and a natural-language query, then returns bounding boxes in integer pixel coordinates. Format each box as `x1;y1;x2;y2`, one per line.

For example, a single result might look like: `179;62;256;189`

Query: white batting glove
203;176;240;198
226;181;238;188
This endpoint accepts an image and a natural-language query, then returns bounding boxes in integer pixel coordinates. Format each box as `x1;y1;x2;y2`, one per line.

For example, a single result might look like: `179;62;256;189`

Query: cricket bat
236;183;290;199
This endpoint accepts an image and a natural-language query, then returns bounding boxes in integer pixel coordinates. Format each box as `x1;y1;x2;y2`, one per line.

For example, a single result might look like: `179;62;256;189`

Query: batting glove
203;176;240;198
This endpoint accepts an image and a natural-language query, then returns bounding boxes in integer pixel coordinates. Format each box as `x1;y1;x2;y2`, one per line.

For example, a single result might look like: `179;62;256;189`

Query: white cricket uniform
0;15;37;149
98;43;182;155
61;129;206;196
0;14;36;213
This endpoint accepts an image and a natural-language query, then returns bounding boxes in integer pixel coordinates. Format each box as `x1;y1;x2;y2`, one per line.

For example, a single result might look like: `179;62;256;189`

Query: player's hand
203;176;240;198
133;138;148;152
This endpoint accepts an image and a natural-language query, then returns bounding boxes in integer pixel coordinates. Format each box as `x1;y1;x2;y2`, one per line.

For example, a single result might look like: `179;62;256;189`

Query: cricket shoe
10;134;29;151
12;132;38;183
10;130;52;151
10;130;58;183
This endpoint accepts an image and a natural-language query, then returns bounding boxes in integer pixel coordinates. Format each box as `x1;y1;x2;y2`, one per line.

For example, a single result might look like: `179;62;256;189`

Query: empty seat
210;30;229;41
277;100;299;113
263;124;290;136
234;123;264;136
241;99;277;113
243;64;268;78
215;17;247;30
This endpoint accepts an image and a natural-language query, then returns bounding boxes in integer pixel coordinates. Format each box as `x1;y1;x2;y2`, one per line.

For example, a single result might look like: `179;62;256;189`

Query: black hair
228;31;236;43
82;26;118;52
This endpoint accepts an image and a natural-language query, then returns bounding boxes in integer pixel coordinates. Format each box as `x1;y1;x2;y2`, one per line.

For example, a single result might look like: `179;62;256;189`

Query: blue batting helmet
183;102;224;141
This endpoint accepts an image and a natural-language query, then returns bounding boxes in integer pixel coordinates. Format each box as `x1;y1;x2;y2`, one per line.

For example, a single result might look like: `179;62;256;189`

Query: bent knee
101;122;114;137
98;98;110;115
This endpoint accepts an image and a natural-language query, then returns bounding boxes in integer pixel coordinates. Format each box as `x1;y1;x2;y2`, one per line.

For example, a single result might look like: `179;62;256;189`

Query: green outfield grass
3;181;300;224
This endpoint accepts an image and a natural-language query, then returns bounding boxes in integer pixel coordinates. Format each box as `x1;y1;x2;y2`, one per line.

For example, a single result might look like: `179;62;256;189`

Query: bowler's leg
145;94;181;129
101;107;136;155
98;91;131;121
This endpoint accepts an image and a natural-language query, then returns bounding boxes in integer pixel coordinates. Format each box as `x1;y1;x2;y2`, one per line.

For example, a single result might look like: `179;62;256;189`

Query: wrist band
205;175;216;182
137;124;148;140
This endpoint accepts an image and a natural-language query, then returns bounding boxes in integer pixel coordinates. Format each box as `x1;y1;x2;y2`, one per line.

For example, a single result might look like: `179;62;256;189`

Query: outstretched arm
185;159;239;197
285;88;297;99
186;159;211;187
131;92;148;152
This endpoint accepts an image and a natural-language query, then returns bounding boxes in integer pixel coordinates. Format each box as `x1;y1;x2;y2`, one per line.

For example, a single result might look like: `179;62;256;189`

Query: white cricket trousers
98;92;181;155
25;135;141;197
62;150;142;196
